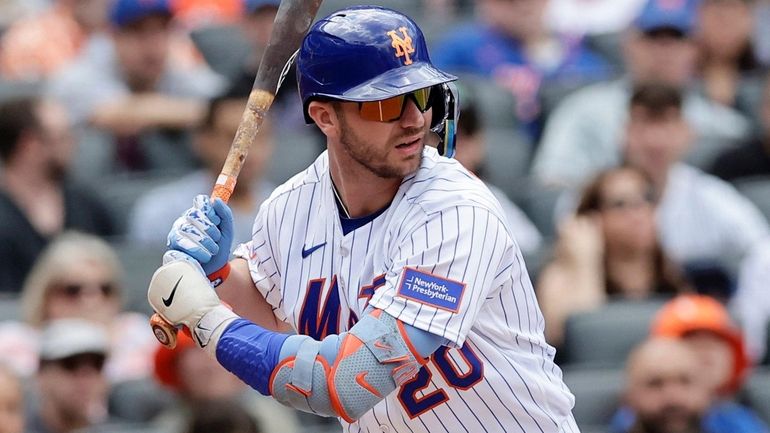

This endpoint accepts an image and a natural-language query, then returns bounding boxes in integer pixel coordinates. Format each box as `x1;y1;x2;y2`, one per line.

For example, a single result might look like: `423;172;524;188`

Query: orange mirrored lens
357;86;433;122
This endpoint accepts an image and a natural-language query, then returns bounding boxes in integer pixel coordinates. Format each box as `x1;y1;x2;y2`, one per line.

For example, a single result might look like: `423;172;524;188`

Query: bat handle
150;175;238;349
150;314;178;349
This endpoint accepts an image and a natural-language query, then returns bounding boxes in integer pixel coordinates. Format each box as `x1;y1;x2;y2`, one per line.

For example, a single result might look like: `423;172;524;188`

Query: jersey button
379;426;390;433
340;246;349;257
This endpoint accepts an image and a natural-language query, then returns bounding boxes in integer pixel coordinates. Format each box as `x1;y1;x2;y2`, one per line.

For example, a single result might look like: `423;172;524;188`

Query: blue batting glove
167;195;234;276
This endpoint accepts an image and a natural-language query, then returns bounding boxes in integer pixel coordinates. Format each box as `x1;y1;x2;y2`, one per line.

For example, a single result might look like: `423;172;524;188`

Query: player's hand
167;195;234;277
148;259;238;349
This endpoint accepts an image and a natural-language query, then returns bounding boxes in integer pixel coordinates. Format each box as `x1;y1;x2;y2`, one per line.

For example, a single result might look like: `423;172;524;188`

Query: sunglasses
600;190;657;211
44;353;106;373
358;86;434;122
50;282;116;299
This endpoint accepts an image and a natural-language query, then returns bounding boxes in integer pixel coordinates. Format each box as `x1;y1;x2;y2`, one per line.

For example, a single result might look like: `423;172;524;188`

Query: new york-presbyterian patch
396;268;465;313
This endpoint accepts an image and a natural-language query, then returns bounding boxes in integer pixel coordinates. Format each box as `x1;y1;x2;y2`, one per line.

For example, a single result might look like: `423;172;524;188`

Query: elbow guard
270;310;429;422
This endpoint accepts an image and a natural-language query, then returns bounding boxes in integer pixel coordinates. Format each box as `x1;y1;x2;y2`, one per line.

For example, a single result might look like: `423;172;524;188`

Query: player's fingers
168;219;219;263
187;208;222;243
193;194;222;226
211;198;234;240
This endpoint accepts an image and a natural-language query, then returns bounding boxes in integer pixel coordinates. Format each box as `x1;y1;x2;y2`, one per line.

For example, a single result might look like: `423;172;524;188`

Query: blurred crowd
0;0;769;432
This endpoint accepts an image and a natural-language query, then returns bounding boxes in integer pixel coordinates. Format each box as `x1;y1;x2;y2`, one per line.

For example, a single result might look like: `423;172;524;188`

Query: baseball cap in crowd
246;0;280;14
154;331;196;391
634;0;698;36
651;294;750;394
110;0;173;28
39;318;110;362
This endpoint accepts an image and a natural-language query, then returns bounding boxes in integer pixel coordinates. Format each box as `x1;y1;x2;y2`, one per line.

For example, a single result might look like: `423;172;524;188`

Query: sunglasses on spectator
600;190;657;211
50;282;116;299
357;86;434;122
44;353;106;373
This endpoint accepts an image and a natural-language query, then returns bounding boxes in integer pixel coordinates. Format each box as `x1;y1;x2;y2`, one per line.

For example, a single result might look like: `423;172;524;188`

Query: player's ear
308;101;338;137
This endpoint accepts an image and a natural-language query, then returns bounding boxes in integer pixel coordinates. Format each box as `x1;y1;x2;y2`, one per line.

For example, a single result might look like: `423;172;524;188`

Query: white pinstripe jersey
233;147;579;433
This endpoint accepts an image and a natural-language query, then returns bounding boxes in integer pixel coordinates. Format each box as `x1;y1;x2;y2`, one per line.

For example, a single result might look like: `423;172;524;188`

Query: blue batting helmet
296;6;459;157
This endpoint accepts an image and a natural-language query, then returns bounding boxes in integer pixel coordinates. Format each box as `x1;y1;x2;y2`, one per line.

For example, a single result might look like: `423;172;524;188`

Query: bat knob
150;314;178;349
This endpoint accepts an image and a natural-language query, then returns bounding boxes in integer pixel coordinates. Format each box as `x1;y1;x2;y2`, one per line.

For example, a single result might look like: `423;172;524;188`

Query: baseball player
148;6;579;432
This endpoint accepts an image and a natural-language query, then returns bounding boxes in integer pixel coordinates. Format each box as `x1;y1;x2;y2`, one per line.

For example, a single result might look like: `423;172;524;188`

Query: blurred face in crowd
37;353;108;431
596;169;658;256
0;367;24;433
478;0;548;40
626;29;698;87
762;81;770;139
626;339;710;433
683;331;735;395
625;104;692;185
177;346;244;401
113;15;172;92
453;127;485;175
195;99;273;187
697;0;753;61
241;5;279;49
36;100;76;182
71;0;110;32
44;258;120;326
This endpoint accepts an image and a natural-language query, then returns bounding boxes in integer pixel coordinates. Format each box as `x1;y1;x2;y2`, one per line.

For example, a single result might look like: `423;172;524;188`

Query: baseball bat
150;0;324;349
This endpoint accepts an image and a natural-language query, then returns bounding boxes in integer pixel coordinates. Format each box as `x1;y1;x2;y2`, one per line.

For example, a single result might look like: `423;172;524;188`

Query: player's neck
329;160;400;218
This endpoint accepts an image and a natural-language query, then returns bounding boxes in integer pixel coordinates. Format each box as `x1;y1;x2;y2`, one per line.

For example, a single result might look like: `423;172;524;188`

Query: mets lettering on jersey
233;147;579;432
398;268;464;312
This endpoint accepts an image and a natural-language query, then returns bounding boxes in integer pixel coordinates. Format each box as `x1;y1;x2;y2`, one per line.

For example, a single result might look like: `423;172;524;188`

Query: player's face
334;96;432;179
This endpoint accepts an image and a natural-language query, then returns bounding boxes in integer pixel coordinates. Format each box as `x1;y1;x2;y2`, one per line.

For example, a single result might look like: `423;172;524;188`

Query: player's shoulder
402;147;504;219
260;151;328;210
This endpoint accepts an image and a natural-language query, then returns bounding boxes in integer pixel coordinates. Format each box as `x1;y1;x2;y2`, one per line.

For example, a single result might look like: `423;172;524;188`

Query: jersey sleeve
232;206;287;322
368;205;515;347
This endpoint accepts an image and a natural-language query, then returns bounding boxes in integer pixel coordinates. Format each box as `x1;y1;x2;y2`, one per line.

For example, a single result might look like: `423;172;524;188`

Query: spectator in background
614;338;712;433
153;333;299;433
621;83;768;278
546;0;647;36
0;363;24;433
452;94;542;254
0;0;110;81
710;76;770;181
0;232;155;382
185;400;260;433
731;238;770;361
538;166;689;345
27;319;111;433
0;97;115;294
696;0;763;113
128;96;274;247
533;0;751;188
47;0;224;174
612;296;769;433
431;0;613;140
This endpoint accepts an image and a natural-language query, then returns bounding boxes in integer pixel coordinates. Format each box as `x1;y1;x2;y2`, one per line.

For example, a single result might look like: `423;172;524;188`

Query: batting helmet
296;6;459;157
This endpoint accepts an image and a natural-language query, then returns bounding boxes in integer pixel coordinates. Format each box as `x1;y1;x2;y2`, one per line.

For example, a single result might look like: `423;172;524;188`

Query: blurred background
0;0;769;432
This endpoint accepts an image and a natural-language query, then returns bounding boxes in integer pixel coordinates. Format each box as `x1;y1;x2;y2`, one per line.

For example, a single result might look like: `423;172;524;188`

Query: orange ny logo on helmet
387;27;415;65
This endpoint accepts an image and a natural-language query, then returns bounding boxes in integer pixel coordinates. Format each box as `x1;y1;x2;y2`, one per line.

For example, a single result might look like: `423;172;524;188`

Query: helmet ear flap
430;82;460;158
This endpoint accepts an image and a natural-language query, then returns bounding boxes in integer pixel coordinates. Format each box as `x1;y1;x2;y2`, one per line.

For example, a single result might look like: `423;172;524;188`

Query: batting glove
167;195;234;279
148;259;238;354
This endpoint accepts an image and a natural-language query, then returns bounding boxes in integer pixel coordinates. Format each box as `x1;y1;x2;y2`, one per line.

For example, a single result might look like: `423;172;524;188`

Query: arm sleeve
368;205;515;347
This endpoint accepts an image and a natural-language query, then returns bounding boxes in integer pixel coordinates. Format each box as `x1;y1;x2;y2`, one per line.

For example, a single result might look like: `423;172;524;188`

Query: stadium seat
734;176;770;224
98;172;182;236
562;366;623;430
109;378;177;424
484;127;533;200
742;367;770;424
111;241;165;315
267;130;324;185
190;24;250;79
561;299;667;368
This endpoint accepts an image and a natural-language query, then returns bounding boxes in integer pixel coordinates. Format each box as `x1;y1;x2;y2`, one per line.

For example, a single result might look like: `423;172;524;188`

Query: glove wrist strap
208;262;231;287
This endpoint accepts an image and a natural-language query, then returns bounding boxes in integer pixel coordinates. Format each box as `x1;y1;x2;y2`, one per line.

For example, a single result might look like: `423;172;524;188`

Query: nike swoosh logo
301;242;326;258
356;372;382;398
162;275;183;307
